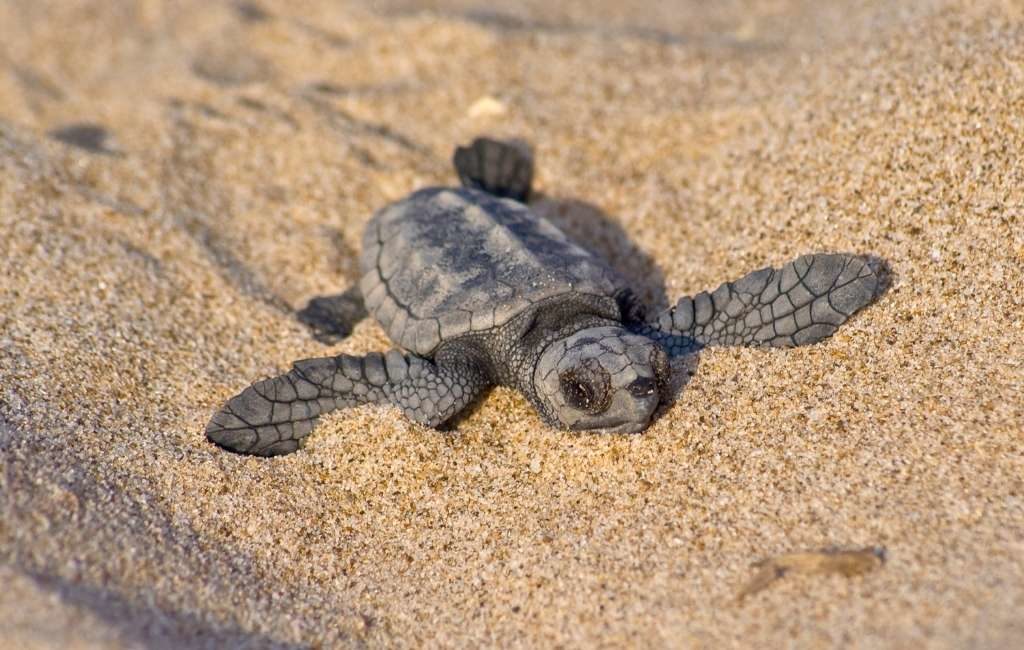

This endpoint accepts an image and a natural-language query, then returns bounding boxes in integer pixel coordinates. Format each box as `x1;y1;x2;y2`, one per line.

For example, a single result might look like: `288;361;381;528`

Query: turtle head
533;326;670;434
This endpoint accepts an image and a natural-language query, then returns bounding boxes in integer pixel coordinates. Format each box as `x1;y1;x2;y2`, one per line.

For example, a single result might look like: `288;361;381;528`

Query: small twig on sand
737;547;886;602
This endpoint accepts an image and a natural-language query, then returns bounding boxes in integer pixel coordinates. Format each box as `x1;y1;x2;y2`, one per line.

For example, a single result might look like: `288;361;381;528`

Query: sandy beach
1;0;1022;647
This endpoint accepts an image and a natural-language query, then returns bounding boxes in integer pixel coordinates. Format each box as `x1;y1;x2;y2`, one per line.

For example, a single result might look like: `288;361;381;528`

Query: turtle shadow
529;194;670;313
863;254;895;299
657;352;700;422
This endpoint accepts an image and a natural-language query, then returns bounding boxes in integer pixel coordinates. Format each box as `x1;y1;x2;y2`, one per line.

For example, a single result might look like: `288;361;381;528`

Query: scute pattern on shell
359;187;621;356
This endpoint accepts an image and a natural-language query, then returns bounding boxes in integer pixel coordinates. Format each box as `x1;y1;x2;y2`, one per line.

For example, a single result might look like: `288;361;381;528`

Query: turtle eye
558;360;611;414
627;377;657;398
561;376;595;410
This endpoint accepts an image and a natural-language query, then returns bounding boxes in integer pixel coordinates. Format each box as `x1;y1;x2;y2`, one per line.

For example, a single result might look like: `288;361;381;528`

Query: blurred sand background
1;0;1022;647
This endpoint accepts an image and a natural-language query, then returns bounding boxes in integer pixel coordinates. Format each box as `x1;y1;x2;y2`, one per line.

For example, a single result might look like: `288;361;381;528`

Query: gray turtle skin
207;138;882;456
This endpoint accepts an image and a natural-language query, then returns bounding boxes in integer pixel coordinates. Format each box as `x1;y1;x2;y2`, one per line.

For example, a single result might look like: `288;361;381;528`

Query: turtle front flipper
385;357;489;428
643;254;882;356
206;351;489;456
453;137;533;202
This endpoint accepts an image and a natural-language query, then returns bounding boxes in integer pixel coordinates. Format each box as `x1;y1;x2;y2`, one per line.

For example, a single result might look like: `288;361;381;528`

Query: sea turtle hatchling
207;138;882;456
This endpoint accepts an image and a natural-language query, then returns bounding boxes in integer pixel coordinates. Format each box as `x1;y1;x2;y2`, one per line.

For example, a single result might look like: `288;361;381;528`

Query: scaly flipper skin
453;137;534;202
206;351;489;456
386;357;489;427
643;253;880;356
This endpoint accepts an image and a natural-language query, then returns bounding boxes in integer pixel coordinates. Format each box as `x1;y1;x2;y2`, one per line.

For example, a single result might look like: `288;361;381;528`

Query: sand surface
1;1;1022;647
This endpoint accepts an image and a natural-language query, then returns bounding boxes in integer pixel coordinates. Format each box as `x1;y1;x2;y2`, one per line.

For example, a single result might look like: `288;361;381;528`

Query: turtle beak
570;384;660;434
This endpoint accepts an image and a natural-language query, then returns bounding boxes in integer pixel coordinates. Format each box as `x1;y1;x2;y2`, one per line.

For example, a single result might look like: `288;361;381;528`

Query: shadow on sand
18;570;308;650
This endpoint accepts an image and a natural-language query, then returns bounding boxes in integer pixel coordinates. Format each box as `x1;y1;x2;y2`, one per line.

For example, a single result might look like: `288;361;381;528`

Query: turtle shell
359;187;623;356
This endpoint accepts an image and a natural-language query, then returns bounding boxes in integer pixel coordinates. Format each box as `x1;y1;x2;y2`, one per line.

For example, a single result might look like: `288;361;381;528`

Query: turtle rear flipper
296;285;367;344
454;137;533;202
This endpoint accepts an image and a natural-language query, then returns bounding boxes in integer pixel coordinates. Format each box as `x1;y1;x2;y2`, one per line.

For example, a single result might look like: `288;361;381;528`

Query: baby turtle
207;138;882;456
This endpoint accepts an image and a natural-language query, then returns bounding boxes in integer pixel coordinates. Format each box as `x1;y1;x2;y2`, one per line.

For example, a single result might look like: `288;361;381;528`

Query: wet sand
1;1;1022;647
